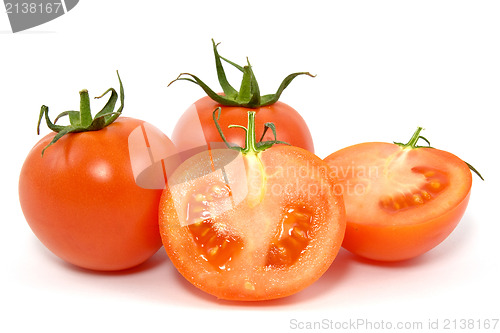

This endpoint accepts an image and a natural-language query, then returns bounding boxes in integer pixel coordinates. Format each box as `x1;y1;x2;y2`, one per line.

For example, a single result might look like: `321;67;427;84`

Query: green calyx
37;71;124;155
395;127;484;180
213;107;289;154
168;39;315;108
395;127;432;149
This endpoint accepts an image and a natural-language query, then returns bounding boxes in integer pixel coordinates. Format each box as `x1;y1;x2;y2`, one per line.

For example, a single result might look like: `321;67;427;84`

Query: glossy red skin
342;192;470;261
19;117;164;271
171;96;314;155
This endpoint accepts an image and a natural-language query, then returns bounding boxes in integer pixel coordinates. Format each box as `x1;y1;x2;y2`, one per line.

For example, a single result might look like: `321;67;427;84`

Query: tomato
169;40;315;157
18;74;174;271
159;111;345;300
324;128;481;261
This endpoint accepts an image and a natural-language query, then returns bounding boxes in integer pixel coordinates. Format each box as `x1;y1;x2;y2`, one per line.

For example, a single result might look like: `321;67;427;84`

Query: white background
1;1;498;332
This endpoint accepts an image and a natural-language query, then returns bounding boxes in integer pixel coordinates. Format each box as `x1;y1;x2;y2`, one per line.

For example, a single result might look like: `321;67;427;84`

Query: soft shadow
347;251;431;269
35;239;169;276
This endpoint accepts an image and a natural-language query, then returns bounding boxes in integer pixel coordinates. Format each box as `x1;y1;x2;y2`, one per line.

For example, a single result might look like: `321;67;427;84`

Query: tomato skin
324;142;473;261
159;146;345;300
343;192;471;261
19;117;164;271
171;96;314;155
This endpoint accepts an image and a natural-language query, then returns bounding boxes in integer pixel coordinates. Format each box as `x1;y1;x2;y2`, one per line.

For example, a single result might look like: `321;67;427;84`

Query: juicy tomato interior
324;142;472;261
379;166;450;213
187;186;314;271
266;205;314;268
159;146;345;301
186;182;244;270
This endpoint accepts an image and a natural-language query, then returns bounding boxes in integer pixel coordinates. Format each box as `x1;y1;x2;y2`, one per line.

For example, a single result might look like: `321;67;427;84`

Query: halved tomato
159;111;345;300
324;128;480;261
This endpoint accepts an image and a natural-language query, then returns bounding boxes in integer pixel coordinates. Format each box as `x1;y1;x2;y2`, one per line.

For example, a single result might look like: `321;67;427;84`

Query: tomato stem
397;127;431;149
37;71;125;156
395;127;484;180
79;90;92;127
242;112;258;154
212;108;289;154
406;127;423;148
168;39;315;108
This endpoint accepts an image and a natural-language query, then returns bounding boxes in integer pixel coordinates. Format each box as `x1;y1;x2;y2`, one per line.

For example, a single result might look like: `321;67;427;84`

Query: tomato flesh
378;166;449;212
160;146;345;300
324;142;472;261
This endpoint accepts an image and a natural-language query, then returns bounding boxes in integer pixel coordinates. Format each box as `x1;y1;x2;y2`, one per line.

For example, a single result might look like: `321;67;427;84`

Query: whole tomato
19;73;175;271
169;40;315;159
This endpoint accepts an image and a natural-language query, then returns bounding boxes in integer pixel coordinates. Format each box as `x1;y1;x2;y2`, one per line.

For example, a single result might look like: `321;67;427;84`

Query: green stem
37;71;124;155
79;90;92;127
395;127;431;149
395;127;484;180
403;127;424;149
242;112;258;154
212;108;289;154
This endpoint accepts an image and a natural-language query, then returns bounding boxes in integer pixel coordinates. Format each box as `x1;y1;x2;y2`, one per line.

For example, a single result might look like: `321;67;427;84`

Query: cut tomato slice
325;136;474;261
159;145;345;301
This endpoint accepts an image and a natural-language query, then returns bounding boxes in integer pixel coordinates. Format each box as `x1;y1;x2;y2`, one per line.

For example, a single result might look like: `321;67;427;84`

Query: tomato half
171;95;314;155
19;117;168;271
324;131;475;261
159;143;345;300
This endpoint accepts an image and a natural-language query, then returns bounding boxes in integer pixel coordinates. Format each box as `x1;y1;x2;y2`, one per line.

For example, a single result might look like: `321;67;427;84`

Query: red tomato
169;40;315;156
171;95;314;155
19;117;171;271
19;75;175;271
159;111;345;300
324;128;479;261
